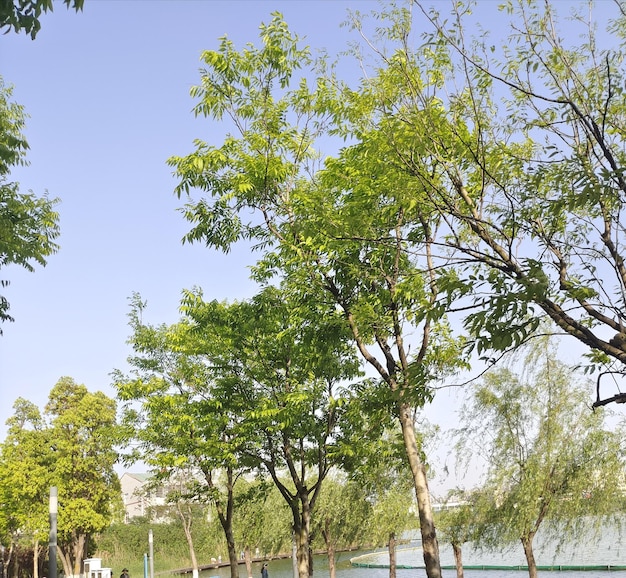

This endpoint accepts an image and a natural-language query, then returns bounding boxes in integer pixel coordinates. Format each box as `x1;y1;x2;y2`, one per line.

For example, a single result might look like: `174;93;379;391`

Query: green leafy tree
116;286;359;578
115;301;246;578
233;480;291;578
0;0;83;38
0;381;120;578
435;489;486;578
343;417;417;578
178;285;362;578
168;15;469;578
143;468;209;578
0;399;51;578
0;77;59;329
456;338;626;578
331;1;626;394
45;377;121;578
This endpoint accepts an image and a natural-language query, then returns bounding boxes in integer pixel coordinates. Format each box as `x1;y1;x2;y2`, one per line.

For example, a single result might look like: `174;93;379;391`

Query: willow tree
456;338;626;578
168;14;468;578
310;478;372;578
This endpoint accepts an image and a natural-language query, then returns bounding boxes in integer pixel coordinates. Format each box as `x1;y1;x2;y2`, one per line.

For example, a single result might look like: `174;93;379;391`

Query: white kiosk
83;558;112;578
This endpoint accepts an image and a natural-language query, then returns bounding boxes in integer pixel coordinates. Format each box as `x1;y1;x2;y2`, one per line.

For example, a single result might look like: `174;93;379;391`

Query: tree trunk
33;538;40;578
2;542;13;578
521;535;538;578
322;517;336;578
294;523;309;578
244;547;253;578
452;543;463;578
388;532;396;578
397;401;441;578
225;527;239;578
326;542;336;578
291;533;298;578
178;506;199;578
73;533;86;577
209;466;239;578
58;546;72;578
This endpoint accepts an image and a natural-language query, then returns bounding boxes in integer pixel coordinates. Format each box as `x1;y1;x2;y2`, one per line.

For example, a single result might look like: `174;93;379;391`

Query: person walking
261;563;268;578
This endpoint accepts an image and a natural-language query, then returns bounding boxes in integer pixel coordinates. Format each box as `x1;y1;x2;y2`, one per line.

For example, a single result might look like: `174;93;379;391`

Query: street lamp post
49;487;58;578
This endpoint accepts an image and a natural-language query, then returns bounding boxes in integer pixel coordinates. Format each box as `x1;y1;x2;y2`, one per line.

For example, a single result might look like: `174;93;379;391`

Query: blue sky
0;0;612;492
0;0;376;428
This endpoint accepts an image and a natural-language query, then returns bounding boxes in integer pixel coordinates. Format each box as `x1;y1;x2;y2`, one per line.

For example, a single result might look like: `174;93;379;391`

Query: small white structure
83;558;112;578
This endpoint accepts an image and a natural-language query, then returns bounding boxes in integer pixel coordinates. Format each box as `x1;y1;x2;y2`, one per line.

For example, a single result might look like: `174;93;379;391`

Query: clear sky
0;0;376;424
0;0;610;494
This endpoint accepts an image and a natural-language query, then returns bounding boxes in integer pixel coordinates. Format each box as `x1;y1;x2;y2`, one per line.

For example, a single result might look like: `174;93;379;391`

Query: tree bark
244;547;253;578
294;523;309;578
398;401;441;578
322;517;336;578
177;504;199;578
388;532;396;578
521;535;538;578
33;538;40;578
452;543;464;578
58;546;71;578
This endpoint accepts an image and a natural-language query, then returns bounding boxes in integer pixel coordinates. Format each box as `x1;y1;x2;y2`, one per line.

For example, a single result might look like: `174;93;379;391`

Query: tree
310;477;371;578
342;416;417;578
115;301;247;578
233;480;292;578
168;15;469;578
179;285;362;578
0;380;120;578
456;337;626;578
0;399;51;578
144;468;208;578
116;285;360;578
435;489;486;578
331;1;626;398
0;0;83;38
45;377;121;578
0;77;60;330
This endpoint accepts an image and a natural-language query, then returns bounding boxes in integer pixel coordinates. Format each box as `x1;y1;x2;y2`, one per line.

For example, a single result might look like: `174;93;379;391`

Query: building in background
119;472;166;521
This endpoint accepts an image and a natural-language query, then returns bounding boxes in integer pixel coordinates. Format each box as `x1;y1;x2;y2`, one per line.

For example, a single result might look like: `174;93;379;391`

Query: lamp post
49;487;58;578
148;529;154;578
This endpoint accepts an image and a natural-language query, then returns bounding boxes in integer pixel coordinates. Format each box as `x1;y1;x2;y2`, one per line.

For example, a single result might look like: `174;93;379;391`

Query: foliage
46;377;122;576
0;0;83;38
114;296;247;578
329;1;626;391
233;479;292;561
168;12;475;578
0;77;59;330
455;337;626;578
0;379;121;578
0;399;51;578
180;284;362;578
310;476;372;578
115;284;361;578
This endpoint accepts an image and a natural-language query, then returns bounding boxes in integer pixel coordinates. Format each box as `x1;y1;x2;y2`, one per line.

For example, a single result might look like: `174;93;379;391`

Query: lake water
199;541;626;578
198;521;626;578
